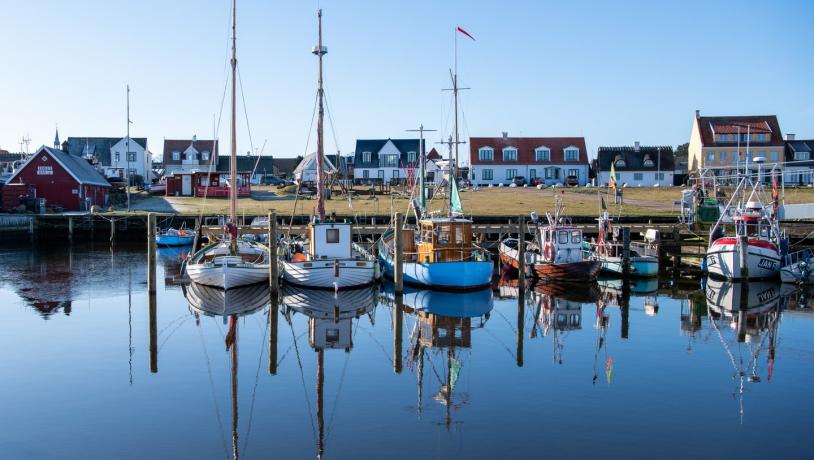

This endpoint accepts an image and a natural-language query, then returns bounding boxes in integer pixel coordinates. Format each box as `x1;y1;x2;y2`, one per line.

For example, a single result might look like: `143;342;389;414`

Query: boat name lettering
757;288;776;303
758;258;777;270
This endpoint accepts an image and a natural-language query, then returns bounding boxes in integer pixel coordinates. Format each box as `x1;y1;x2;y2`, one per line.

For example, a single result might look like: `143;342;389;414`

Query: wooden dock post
394;212;404;294
671;227;681;271
268;302;278;375
147;212;157;373
268;211;279;296
738;235;749;279
147;213;156;295
621;227;631;277
393;294;403;374
620;280;630;339
516;282;524;368
110;218;115;243
68;216;74;241
517;216;526;281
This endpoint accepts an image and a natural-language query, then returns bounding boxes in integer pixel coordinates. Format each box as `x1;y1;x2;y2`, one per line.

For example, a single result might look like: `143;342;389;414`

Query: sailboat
280;9;377;290
184;0;270;290
376;41;492;290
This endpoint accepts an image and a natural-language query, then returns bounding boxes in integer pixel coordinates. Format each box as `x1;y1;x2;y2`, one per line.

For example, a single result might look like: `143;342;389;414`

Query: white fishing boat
780;249;814;284
279;10;377;290
590;212;659;277
184;0;270;289
705;162;784;280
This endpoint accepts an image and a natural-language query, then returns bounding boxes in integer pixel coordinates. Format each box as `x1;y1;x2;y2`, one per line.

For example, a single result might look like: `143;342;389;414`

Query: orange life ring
292;252;307;262
544;242;555;261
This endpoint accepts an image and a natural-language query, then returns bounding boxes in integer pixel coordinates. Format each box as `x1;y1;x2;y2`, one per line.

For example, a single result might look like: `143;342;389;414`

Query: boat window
438;225;451;244
421;228;433;242
558;230;569;245
571;230;581;244
326;228;340;244
325;328;339;343
455;226;464;244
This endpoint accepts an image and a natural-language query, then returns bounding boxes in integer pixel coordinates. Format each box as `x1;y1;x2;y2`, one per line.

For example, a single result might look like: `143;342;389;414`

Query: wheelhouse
539;225;585;264
414;218;475;264
308;222;352;260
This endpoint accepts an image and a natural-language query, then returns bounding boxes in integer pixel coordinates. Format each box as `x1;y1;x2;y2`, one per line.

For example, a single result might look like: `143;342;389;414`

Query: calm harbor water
0;241;812;459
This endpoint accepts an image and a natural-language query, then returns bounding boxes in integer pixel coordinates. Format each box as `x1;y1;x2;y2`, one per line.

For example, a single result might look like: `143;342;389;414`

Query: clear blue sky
1;0;812;162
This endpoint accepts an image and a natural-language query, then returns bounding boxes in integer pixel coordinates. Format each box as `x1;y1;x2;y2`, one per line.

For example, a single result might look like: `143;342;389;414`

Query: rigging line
304;91;319;157
236;64;255;156
240;313;270;458
324;346;352;441
157;312;193;337
158;316;192;353
355;325;394;365
289;319;318;441
323;88;341;154
197;323;230;460
479;327;516;359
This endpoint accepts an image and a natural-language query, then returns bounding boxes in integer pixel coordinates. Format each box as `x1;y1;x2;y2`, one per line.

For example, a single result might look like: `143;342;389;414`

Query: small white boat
155;227;196;246
185;240;271;290
780;249;814;284
590;212;659;277
183;281;269;317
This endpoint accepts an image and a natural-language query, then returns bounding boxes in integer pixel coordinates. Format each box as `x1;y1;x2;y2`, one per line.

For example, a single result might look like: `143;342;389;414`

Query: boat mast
229;0;238;226
227;315;239;460
316;349;325;460
314;9;327;222
407;125;436;215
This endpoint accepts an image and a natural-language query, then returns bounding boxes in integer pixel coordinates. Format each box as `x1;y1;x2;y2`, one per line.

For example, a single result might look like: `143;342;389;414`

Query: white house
64;136;151;183
352;138;425;184
596;144;675;187
294;152;337;184
469;135;590;186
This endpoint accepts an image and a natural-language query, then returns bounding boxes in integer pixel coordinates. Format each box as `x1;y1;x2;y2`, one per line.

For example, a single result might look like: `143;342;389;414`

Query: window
758;133;767;142
392;170;399;178
326;228;340;244
127;152;136;162
362;151;371;163
186;151;196;161
719;151;727;161
655;172;665;180
455;227;463;244
407;151;416;163
506;168;518;180
718;134;728;142
478;147;494;161
201;150;210;161
502;147;518;161
529;169;536;179
643;158;654;167
564;147;579;161
200;175;209;186
634;172;643;181
128;168;136;177
615;159;626;168
363;170;369;179
545;167;559;179
377;170;384;179
438;225;451;244
707;152;714;162
558;231;569;244
535;147;550;161
172;151;180;161
114;153;120;162
740;134;748;143
381;154;398;168
794;151;810;161
571;230;581;244
482;169;493;180
770;151;779;162
568;169;579;179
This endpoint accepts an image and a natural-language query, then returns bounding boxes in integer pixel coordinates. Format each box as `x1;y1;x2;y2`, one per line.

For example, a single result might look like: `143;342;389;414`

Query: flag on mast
609;162;617;190
457;26;476;41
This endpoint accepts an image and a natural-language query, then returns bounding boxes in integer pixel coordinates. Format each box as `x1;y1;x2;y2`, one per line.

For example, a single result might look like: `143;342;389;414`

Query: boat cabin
733;204;773;240
308;222;353;259
538;298;582;332
309;317;352;351
539;225;585;263
411;218;474;263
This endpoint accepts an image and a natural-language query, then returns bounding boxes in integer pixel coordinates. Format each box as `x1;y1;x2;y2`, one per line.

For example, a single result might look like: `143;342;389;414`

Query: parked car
512;176;526;186
263;176;284;186
531;178;545;186
565;175;579;187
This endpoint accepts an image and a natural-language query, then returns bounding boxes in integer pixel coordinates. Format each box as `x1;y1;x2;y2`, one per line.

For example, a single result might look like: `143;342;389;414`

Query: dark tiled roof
272;158;299;175
216;155;274;173
0;151;24;162
64;137;147;166
469;137;588;165
597;146;675;171
697;115;783;146
427;148;442;160
163;139;218;164
353;139;425;168
785;139;814;167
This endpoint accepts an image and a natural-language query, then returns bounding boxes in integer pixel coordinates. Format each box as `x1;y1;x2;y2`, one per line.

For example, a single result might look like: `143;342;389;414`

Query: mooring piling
147;212;157;373
268;211;279;296
621;226;631;277
268;302;278;375
394;212;404;294
393;294;403;374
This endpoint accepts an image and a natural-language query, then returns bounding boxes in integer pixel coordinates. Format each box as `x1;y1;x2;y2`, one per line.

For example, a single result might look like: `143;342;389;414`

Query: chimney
786;133;796;141
634;141;640;152
502;131;508;140
695;109;700;119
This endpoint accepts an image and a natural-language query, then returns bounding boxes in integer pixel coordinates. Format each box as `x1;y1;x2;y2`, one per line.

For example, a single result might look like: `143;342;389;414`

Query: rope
240;313;269;458
237;64;255;157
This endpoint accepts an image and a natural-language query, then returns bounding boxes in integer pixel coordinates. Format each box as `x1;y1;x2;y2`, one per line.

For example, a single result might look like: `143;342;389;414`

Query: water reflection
280;285;377;459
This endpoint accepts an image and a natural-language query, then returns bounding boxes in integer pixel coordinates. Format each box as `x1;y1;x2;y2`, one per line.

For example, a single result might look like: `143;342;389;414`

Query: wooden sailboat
184;0;270;290
280;9;377;290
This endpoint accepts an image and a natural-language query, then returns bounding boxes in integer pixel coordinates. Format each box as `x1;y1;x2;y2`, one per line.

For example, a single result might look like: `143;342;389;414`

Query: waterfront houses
2;146;110;211
688;111;785;180
293;151;337;184
216;155;276;185
352;139;424;185
784;134;814;186
63;136;151;183
162;138;219;175
596;143;674;187
469;135;589;186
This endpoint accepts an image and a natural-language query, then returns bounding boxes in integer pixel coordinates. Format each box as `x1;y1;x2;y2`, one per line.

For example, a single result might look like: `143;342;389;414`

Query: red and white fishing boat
706;160;784;280
526;200;600;282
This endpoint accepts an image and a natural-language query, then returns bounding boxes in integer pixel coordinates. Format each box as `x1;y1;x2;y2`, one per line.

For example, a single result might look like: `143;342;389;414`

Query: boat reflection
280;284;377;459
181;282;270;460
531;282;597;365
703;278;791;422
382;282;494;427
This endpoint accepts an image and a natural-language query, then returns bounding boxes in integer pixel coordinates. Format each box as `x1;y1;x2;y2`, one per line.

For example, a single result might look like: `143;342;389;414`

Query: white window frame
794;151;809;161
502;147;518;162
478;147;494;161
407;151;416;164
707;152;715;162
127;152;137;162
633;172;644;181
643;159;654;167
362;170;369;179
201;150;210;161
529;168;537;179
615;159;626;168
362;151;372;163
564;147;579;161
172;151;180;161
719;151;727;161
482;169;493;180
567;169;579;179
535;147;550;162
506;168;518;180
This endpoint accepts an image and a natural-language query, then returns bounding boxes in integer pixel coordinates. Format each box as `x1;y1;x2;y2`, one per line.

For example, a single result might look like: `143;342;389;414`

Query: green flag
450;177;463;213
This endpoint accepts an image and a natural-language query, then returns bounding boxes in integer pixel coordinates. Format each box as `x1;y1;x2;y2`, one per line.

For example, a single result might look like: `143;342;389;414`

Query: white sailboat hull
185;241;270;290
281;259;376;289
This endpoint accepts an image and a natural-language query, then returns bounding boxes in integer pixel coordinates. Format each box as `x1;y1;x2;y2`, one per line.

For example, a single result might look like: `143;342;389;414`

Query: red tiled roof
469;137;588;165
698;115;783;146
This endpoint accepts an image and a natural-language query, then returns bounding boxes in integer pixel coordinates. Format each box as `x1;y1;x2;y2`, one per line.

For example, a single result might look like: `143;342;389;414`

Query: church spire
54;125;60;150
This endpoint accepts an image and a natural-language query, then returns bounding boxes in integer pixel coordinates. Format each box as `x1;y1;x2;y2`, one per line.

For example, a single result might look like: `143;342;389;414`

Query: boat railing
352;242;376;261
783;248;811;267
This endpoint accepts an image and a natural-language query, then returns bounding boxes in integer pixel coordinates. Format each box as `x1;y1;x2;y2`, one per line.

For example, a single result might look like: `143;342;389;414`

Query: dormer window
757;133;767;142
201;150;210;161
172;151;180;161
642;154;654;167
362;151;371;163
564;147;579;161
186;151;196;161
794;151;810;161
614;155;626;168
502;147;518;161
535;147;550;162
478;147;494;161
407;151;416;164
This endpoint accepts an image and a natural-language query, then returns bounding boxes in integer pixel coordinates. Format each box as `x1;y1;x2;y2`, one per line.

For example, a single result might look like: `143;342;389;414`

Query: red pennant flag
457;26;476;41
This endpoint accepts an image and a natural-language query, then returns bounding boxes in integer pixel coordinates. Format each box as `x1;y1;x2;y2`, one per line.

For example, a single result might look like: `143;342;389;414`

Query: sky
1;0;813;163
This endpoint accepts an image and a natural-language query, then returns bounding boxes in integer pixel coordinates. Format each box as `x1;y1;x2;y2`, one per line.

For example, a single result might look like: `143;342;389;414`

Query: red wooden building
165;171;251;197
2;146;110;212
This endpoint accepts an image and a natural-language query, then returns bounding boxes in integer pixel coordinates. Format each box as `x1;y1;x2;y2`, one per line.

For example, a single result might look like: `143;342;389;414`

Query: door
182;175;192;196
